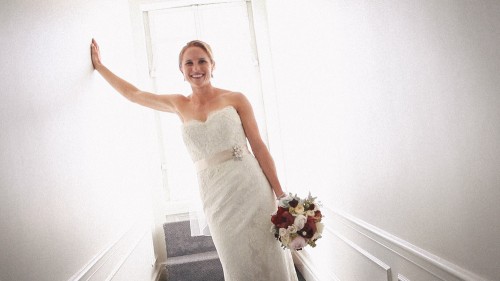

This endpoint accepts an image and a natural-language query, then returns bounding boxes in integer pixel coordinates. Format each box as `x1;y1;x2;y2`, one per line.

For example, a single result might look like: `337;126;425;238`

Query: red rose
314;210;322;221
298;217;317;239
271;210;295;229
276;206;287;216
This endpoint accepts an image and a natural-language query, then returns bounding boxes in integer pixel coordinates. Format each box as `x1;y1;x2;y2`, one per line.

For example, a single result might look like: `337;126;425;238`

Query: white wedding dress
182;105;298;281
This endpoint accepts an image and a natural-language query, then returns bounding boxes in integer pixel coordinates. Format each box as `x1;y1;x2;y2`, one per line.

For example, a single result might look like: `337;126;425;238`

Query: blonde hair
178;40;215;70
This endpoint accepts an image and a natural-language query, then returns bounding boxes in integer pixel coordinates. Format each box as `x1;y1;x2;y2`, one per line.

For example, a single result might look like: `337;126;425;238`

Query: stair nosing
165;250;220;266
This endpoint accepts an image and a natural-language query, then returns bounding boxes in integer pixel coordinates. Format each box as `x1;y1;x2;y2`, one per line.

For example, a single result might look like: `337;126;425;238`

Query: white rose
315;222;324;234
287;224;298;234
281;233;291;246
293;215;307;230
294;204;305;215
279;227;288;237
306;210;315;217
311;222;324;241
312;232;322;241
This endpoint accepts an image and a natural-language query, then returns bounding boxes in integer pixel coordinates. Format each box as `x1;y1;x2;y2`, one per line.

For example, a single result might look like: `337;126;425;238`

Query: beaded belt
194;145;250;172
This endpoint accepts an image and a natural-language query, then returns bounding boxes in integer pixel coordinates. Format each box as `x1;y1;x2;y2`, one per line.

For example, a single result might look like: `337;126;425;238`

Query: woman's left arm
233;93;285;199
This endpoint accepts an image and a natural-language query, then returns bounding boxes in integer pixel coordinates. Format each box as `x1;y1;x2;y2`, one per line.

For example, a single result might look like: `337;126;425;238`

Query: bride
91;39;298;280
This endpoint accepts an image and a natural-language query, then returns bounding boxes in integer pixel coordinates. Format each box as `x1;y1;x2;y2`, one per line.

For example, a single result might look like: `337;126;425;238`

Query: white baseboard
152;259;166;281
68;221;151;281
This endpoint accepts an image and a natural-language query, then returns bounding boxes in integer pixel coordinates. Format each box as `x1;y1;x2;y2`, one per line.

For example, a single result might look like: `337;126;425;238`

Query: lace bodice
182;106;248;162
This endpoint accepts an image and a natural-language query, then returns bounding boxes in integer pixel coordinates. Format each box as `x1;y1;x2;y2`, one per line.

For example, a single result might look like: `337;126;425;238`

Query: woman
90;39;298;280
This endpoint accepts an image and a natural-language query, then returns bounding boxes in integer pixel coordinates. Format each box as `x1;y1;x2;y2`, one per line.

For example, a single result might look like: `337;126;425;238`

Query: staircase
162;220;224;281
161;218;306;281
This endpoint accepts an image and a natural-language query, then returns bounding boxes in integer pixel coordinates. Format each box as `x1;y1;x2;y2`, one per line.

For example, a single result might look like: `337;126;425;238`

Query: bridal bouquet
271;192;323;250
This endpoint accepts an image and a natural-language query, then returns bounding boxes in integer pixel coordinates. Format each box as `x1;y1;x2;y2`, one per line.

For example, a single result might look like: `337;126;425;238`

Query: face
180;46;214;87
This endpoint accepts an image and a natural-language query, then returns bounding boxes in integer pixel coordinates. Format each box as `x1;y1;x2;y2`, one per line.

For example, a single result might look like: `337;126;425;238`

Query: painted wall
265;1;500;280
0;1;161;280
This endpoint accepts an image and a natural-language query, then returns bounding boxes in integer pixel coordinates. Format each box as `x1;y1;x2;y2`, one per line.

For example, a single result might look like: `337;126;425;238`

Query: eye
185;61;193;65
199;59;207;64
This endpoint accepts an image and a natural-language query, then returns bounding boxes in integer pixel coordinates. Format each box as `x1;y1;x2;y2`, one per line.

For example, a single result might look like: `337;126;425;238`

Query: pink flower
289;236;307;250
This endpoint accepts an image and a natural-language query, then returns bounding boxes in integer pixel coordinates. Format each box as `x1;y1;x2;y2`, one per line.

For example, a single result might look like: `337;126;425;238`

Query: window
143;0;268;214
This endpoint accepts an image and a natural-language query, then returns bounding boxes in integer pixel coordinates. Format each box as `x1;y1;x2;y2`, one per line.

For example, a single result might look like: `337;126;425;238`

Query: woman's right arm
91;39;180;113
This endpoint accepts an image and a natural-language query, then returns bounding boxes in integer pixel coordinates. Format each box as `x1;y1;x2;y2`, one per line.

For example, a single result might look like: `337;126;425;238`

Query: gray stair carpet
162;219;306;281
163;220;223;281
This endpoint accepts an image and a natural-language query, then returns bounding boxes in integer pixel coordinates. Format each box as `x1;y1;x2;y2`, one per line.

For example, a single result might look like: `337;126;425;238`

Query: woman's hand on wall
90;38;102;70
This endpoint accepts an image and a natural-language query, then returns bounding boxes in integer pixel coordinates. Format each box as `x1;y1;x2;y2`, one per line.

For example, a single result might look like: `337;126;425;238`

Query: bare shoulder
220;91;252;110
169;94;190;107
170;94;192;113
223;92;257;124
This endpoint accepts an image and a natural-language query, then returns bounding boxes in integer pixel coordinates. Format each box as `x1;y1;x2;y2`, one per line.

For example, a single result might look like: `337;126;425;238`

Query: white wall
0;1;161;280
265;1;500;280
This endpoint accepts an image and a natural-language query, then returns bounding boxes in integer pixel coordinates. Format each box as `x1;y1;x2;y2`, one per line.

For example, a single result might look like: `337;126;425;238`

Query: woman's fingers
91;40;99;54
90;38;101;69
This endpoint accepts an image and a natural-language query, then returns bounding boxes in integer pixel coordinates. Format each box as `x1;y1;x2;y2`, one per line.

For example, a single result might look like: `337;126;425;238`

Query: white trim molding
331;208;488;281
68;221;152;281
332;229;392;280
296;207;489;281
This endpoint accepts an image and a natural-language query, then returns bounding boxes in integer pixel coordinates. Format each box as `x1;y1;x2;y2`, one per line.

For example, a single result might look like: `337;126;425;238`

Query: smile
190;74;204;78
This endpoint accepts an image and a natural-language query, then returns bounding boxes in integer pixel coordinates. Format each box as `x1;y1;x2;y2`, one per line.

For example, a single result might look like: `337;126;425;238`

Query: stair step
165;251;224;281
164;220;216;257
166;250;220;266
